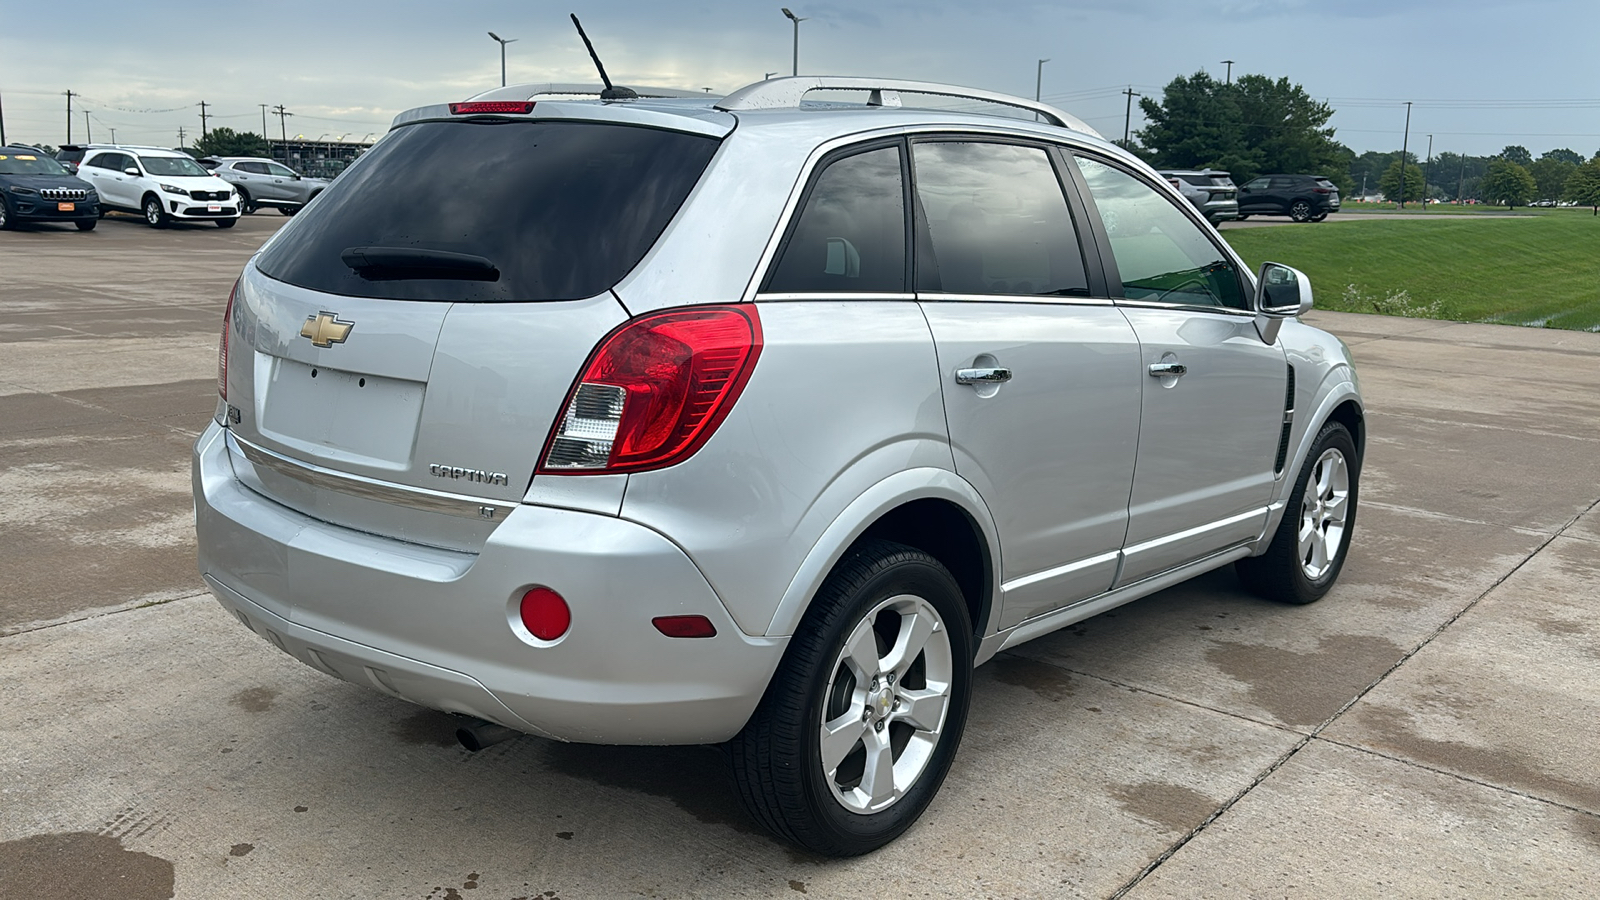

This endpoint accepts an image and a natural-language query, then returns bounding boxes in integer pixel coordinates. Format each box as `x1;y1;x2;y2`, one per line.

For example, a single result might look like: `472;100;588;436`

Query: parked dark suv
1237;174;1340;222
0;147;100;231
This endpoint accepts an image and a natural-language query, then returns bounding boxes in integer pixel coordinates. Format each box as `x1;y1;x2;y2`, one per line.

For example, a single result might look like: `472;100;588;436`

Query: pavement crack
1105;496;1598;900
0;590;210;639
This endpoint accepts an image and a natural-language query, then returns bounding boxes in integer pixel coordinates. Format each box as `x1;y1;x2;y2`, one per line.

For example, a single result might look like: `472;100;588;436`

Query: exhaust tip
455;717;520;752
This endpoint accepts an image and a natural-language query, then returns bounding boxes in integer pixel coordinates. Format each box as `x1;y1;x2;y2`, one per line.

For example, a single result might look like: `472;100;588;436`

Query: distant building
266;137;375;180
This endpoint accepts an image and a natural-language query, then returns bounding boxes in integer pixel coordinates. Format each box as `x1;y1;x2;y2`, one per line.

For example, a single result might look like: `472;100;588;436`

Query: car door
87;152;132;207
912;139;1143;628
1069;154;1287;586
263;161;304;202
1238;176;1269;214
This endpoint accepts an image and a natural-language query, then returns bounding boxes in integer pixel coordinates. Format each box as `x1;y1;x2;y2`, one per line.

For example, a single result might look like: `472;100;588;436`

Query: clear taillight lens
539;306;762;474
218;279;236;401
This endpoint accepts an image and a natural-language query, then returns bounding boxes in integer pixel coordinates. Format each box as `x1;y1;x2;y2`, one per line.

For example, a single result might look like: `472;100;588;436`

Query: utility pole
1422;134;1433;210
0;86;7;145
781;8;807;77
199;100;210;139
84;111;91;143
1221;59;1235;85
1457;156;1467;204
1398;101;1412;209
109;128;116;143
177;125;186;148
65;89;74;144
272;105;292;162
1035;59;1049;102
1122;86;1141;145
260;103;269;141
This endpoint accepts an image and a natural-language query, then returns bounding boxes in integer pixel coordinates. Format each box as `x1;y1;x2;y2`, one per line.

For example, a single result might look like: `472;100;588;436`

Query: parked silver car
202;157;327;215
1160;168;1240;223
195;77;1364;857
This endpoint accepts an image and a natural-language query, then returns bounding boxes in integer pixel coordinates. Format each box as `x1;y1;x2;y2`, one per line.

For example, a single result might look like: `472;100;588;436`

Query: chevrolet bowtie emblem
300;311;354;348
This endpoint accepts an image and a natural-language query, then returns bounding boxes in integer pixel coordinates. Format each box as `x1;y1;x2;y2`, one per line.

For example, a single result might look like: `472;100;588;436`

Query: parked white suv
75;145;239;228
195;77;1364;856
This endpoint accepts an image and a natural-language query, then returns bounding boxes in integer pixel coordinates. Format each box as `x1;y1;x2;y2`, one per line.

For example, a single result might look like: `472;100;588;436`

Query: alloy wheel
1298;448;1350;580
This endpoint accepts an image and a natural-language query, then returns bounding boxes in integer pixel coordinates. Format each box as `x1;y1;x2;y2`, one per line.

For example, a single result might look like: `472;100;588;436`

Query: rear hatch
1206;172;1236;201
223;110;727;551
1316;178;1340;207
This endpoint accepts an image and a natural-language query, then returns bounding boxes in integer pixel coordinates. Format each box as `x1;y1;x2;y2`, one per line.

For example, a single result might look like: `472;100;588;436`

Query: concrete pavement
2;217;1598;898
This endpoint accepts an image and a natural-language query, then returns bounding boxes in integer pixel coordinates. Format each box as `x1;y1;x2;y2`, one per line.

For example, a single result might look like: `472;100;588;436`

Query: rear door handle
956;367;1012;385
1148;363;1188;377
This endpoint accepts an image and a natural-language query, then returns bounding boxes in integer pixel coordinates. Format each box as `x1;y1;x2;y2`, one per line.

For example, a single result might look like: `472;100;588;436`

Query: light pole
1422;134;1433;209
488;32;518;87
1398;101;1412;209
1035;58;1049;102
781;8;807;77
1221;59;1235;85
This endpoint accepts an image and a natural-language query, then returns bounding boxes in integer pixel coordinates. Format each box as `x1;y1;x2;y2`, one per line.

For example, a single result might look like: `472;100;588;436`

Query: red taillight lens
218;279;236;401
1313;187;1331;194
652;615;717;638
540;306;763;474
519;588;571;641
449;101;535;115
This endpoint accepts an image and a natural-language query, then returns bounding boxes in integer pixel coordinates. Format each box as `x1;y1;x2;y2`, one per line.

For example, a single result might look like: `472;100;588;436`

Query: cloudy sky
3;0;1597;158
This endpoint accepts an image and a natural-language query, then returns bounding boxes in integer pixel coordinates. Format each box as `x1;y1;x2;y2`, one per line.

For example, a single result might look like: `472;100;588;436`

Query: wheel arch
763;468;999;645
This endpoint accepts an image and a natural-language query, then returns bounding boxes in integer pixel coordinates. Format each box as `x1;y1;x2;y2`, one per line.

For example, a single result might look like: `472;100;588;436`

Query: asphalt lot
2;213;1598;899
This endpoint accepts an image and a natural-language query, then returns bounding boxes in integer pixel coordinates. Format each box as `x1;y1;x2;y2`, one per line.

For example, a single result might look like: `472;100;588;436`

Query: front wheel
142;195;169;228
1235;214;1250;221
1290;199;1313;222
0;197;13;230
215;218;237;229
76;219;97;231
236;189;255;215
1237;421;1359;604
729;539;973;857
279;205;299;217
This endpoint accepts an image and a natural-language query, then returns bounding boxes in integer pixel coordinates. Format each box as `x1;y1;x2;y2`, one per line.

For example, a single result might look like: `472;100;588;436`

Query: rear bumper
193;421;787;744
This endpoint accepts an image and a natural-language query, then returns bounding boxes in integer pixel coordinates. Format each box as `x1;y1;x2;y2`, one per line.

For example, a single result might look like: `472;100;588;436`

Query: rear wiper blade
340;246;500;282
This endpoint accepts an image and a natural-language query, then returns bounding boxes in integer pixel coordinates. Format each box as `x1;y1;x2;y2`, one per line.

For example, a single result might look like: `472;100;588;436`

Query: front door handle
956;367;1013;385
1148;362;1188;377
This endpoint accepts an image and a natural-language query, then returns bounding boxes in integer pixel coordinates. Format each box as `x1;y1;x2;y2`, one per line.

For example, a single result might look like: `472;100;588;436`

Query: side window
764;144;906;294
236;162;265;174
1074;156;1248;311
266;163;296;177
1244;177;1269;191
911;141;1088;297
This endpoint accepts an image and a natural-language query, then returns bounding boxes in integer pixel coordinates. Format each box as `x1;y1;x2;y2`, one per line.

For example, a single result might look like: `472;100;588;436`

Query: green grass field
1222;216;1600;332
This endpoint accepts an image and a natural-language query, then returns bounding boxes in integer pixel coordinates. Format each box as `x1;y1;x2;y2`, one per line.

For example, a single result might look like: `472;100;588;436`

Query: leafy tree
1542;148;1583;166
1135;70;1348;190
193;127;269;158
1479;159;1537;208
1379;160;1425;202
1498;145;1533;167
1528;156;1576;202
1564;159;1600;215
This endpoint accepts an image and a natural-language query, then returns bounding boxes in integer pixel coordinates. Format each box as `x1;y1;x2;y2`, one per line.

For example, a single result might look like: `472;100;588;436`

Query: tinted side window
1074;156;1248;311
764;145;905;294
1244;177;1269;191
912;142;1088;297
255;121;720;303
238;162;268;174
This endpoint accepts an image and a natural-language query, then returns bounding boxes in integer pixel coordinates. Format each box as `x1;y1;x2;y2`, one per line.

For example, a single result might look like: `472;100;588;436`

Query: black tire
729;539;974;857
142;194;169;229
1236;214;1250;221
215;218;237;229
1290;199;1313;222
236;189;255;215
0;196;13;230
279;205;298;216
1310;212;1329;223
1237;421;1359;605
76;219;97;231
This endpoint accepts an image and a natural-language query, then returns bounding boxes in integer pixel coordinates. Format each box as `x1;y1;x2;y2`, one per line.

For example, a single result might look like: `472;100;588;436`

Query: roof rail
715;76;1102;137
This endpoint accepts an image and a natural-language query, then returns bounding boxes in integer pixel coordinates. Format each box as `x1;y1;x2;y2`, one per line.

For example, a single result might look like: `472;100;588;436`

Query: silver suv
1160;168;1239;223
194;77;1364;856
202;157;328;215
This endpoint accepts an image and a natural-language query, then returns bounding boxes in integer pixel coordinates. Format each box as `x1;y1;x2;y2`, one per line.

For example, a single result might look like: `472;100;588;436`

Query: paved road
2;218;1598;899
1218;210;1538;229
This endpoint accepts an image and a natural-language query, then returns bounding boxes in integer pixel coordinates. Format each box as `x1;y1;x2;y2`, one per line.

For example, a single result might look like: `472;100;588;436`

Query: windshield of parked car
0;153;70;175
140;156;211;178
255;119;720;302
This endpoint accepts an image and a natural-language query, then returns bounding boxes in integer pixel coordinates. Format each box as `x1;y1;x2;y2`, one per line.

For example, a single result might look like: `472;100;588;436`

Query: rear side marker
652;615;717;638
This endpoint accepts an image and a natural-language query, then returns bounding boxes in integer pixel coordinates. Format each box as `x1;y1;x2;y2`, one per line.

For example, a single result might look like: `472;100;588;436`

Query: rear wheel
279;205;298;216
1290;199;1313;222
1237;421;1359;604
729;539;973;857
1235;214;1250;221
142;195;169;228
1310;212;1328;222
76;219;97;231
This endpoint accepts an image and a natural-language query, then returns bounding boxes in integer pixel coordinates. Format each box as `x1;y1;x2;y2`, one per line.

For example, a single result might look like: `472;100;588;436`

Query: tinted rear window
255;120;720;302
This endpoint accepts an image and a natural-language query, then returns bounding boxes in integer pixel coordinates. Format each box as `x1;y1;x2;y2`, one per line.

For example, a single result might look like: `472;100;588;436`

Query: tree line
1129;70;1600;213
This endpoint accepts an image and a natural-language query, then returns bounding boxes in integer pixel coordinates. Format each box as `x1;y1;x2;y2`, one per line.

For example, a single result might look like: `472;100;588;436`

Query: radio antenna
570;14;637;100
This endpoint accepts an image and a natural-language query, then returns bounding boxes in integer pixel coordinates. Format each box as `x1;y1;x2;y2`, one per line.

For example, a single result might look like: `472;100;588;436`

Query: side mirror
123;167;141;177
1253;262;1313;344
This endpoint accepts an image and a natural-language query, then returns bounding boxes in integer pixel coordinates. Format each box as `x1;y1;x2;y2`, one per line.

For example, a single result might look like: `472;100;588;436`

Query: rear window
255;120;721;303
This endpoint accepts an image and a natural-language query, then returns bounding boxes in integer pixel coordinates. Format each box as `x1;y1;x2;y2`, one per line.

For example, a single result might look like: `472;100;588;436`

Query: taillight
1167;177;1181;188
540;306;763;474
1313;187;1331;194
218;279;236;400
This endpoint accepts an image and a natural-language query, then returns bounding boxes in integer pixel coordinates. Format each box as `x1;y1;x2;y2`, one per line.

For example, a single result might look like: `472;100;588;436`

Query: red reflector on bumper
520;588;571;640
652;615;717;638
449;101;535;115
